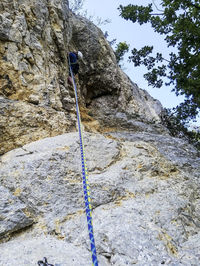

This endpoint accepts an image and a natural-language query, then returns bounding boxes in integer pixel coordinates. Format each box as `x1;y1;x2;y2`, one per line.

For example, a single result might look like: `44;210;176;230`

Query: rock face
0;185;34;239
0;132;199;265
0;0;165;155
0;0;75;154
70;14;165;132
0;0;200;265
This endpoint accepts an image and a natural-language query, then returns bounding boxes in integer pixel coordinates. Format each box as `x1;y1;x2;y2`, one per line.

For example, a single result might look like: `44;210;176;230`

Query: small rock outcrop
0;0;200;265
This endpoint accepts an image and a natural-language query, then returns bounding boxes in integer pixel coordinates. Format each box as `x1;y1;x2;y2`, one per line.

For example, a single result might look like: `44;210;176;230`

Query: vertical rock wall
0;0;77;154
0;0;168;155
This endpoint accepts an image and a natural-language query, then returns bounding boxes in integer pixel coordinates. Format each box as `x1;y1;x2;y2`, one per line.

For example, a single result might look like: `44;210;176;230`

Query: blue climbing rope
68;59;98;266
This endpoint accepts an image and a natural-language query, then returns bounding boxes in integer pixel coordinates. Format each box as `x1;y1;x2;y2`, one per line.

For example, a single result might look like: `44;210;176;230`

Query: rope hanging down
69;59;98;266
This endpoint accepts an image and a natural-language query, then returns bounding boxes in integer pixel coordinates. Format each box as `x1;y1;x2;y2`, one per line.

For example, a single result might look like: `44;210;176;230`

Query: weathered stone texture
0;97;76;154
0;0;76;154
0;0;166;154
0;185;34;239
0;0;200;265
71;14;164;126
0;132;199;265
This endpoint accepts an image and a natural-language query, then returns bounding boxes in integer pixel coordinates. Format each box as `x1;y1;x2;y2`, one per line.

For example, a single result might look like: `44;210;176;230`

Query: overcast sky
74;0;199;124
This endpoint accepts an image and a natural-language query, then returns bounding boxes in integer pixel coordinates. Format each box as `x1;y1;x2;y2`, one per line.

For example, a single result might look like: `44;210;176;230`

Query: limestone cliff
0;1;200;265
0;0;166;155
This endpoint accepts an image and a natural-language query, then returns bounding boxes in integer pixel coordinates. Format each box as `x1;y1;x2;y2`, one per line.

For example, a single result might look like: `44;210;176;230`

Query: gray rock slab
0;235;108;266
0;185;34;238
0;133;119;222
0;132;199;265
106;131;200;171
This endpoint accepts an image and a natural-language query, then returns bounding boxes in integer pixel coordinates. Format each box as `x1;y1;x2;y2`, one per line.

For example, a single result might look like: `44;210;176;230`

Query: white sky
78;0;199;125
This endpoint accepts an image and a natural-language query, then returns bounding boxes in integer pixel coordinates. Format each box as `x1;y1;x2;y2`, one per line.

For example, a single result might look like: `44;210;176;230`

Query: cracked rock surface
0;132;199;265
0;185;34;239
